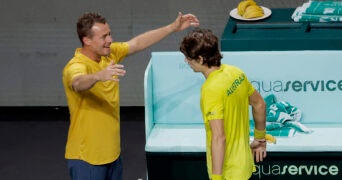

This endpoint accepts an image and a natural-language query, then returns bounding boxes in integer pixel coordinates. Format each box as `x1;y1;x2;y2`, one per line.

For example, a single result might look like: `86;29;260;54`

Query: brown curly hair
180;28;222;68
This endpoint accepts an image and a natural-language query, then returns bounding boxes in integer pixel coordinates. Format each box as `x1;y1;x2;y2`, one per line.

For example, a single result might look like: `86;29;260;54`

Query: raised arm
126;12;199;55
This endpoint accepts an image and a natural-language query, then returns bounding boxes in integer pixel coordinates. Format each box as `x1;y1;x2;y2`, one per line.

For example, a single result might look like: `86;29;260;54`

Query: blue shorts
67;156;123;180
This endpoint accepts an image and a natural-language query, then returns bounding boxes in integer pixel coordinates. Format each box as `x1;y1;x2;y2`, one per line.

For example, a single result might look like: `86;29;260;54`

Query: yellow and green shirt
62;42;129;165
201;64;255;180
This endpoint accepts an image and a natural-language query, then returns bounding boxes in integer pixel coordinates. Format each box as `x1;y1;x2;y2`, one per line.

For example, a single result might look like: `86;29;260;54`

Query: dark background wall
0;0;305;106
0;1;309;180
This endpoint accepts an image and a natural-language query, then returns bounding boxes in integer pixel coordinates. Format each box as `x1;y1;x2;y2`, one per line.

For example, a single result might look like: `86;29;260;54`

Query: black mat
0;106;146;180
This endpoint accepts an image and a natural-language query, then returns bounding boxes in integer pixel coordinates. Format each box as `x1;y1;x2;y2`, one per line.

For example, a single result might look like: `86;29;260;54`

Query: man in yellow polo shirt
62;12;199;180
180;28;267;180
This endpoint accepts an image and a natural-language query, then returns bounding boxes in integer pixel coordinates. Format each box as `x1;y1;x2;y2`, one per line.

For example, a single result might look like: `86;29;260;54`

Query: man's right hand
71;61;126;92
250;139;267;163
96;61;126;82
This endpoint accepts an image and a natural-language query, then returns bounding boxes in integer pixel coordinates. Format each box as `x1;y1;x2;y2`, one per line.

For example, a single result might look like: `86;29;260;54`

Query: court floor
0;106;146;180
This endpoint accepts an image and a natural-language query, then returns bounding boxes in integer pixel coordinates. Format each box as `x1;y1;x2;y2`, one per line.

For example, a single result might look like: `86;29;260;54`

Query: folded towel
251;94;313;135
266;122;283;131
292;11;342;22
304;6;342;15
265;95;302;124
309;1;342;7
284;121;313;134
292;1;342;22
250;120;296;137
250;126;296;137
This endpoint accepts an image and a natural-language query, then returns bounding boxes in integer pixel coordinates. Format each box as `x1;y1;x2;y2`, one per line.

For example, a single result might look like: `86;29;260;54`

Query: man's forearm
128;24;174;54
252;104;266;130
211;136;226;174
72;74;98;92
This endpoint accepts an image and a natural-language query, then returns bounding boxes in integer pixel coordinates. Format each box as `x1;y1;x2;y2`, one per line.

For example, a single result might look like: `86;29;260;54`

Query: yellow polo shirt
201;64;256;179
62;42;129;165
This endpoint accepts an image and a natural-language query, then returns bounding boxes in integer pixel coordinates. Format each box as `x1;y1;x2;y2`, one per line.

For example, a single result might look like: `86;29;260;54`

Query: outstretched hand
97;61;126;82
250;139;267;163
172;12;200;32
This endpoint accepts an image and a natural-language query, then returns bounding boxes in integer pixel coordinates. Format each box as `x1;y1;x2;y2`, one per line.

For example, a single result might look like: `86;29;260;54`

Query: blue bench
144;51;342;180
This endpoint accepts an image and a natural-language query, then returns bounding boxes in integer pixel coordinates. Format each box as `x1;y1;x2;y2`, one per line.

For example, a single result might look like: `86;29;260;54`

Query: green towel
266;122;283;131
284;121;313;134
305;6;342;15
292;1;342;22
309;1;342;7
250;120;296;137
293;12;342;22
264;94;302;124
250;125;296;137
249;94;313;136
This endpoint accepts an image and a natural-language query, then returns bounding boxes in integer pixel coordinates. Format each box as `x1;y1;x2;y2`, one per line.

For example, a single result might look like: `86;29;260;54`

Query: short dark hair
180;28;222;68
76;12;107;46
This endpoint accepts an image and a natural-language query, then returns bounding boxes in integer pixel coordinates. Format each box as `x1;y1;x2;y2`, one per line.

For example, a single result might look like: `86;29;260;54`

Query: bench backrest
145;51;342;138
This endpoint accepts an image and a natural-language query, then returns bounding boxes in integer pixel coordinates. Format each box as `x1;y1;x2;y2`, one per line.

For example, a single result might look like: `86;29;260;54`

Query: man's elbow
259;100;266;111
72;83;82;93
213;134;226;144
72;80;86;93
252;100;266;115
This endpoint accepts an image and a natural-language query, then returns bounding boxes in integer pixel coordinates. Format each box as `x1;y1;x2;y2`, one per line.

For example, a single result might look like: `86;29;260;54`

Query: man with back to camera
62;12;199;180
179;28;267;180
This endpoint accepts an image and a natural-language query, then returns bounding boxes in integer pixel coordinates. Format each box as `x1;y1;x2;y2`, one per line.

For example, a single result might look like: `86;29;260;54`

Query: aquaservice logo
254;164;339;179
251;79;342;93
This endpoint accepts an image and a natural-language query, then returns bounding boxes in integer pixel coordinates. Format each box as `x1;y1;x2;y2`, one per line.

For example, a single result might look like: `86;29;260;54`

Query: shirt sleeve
110;42;129;63
201;86;224;122
244;74;255;96
64;63;87;88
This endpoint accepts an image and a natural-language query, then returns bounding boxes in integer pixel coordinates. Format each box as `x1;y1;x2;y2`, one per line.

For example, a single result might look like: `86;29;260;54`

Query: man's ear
198;56;204;65
83;37;91;45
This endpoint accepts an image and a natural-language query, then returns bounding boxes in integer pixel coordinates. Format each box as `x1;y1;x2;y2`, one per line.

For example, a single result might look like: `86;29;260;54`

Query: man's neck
203;66;220;79
80;48;100;62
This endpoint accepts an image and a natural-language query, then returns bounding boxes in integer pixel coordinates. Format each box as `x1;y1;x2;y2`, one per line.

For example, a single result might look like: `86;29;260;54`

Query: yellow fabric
201;64;256;180
254;128;266;139
211;174;223;180
62;42;129;165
